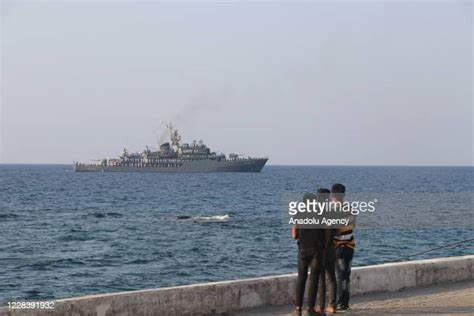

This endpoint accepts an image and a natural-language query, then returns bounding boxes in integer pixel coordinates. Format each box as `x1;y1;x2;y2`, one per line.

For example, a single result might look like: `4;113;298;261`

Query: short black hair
303;192;318;202
316;188;330;202
331;183;346;194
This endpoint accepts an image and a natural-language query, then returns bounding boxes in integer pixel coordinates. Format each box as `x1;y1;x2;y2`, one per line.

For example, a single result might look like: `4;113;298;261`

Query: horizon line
0;163;472;168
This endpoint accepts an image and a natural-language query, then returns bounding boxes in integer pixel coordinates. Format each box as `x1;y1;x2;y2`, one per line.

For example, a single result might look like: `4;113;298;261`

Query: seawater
0;165;472;302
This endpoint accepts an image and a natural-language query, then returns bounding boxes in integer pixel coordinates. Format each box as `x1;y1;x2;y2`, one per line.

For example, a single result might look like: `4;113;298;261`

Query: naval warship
74;125;268;173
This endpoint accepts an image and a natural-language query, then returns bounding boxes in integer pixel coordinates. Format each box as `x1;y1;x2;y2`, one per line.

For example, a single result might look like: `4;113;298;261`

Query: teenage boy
331;183;355;311
292;193;325;315
315;188;337;314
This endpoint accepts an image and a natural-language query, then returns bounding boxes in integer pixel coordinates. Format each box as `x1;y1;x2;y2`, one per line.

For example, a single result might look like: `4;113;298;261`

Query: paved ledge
0;255;473;316
233;279;474;315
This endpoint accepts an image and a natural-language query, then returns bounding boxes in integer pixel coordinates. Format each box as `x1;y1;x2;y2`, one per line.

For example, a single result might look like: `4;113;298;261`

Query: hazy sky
1;1;472;165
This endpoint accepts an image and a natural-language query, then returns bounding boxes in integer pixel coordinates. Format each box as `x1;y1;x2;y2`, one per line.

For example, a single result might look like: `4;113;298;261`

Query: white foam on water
193;214;230;222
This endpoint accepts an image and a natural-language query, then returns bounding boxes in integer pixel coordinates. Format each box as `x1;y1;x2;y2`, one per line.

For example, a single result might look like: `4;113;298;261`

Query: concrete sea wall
1;255;473;316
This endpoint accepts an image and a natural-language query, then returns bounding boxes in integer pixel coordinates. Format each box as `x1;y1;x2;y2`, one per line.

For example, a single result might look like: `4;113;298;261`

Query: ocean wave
194;214;230;222
0;213;18;219
15;258;85;270
127;259;152;265
58;233;94;242
83;212;123;219
175;214;230;222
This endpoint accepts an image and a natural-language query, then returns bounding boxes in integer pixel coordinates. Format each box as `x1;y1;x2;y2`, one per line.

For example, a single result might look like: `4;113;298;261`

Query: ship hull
74;158;268;173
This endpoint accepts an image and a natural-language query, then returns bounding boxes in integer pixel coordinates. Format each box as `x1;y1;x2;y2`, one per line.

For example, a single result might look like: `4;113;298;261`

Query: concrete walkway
232;280;474;315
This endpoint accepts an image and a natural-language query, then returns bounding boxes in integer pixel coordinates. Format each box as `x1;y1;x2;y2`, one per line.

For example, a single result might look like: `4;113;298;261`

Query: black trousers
336;246;354;307
316;244;337;308
295;248;322;308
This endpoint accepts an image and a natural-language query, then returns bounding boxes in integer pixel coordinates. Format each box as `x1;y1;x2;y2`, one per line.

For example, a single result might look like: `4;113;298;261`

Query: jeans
316;244;337;308
336;246;354;307
295;248;322;308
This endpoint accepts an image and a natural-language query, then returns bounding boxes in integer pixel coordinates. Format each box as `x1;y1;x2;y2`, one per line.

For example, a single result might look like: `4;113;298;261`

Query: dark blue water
0;165;472;303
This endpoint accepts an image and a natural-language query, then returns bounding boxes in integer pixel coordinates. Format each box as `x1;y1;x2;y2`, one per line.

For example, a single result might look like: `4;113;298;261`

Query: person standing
331;183;355;311
315;188;337;314
292;193;325;315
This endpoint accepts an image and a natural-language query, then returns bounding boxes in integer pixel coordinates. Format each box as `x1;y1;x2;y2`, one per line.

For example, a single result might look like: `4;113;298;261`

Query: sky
1;1;472;165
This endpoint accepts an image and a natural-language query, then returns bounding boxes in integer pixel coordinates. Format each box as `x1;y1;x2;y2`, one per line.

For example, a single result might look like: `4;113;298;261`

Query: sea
0;165;472;303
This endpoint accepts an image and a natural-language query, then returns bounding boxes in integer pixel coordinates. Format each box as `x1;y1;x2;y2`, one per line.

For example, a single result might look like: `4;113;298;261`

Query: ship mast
166;123;181;148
